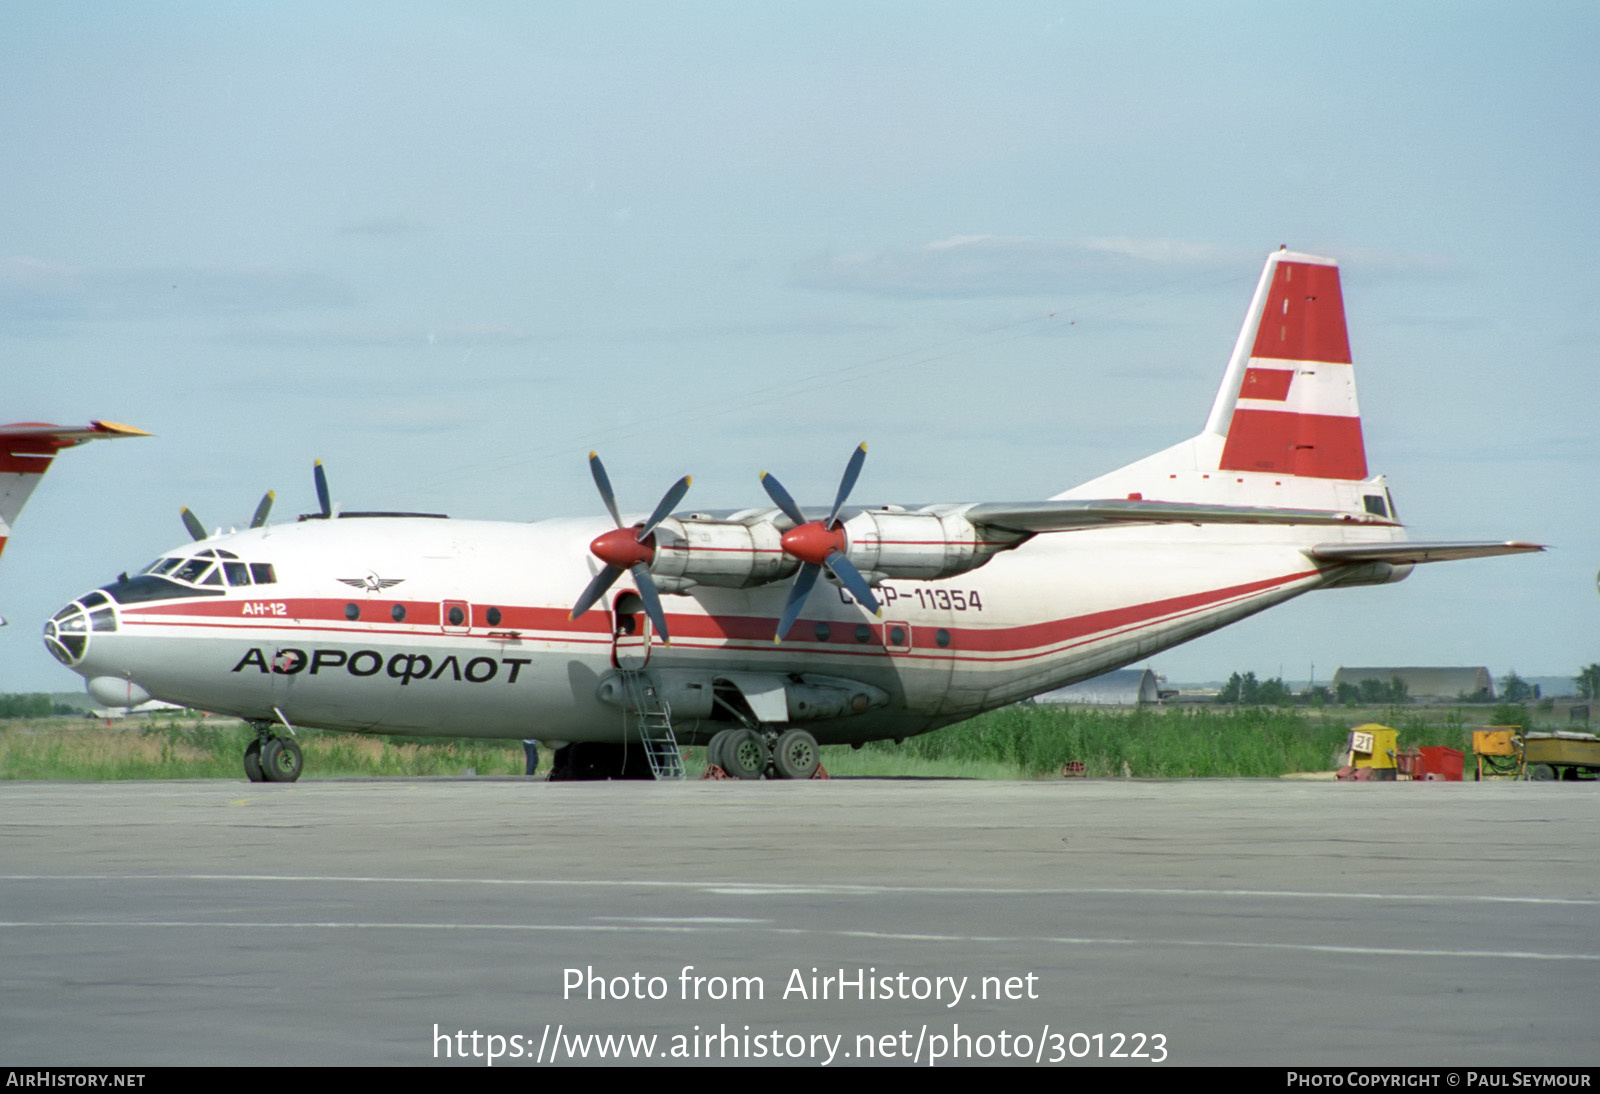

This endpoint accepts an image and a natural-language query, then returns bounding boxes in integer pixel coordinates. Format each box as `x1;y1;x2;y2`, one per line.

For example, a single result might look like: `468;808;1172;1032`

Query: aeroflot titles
232;647;533;685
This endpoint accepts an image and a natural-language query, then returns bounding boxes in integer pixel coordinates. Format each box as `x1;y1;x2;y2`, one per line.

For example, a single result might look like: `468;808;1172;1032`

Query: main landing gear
705;726;822;780
244;722;303;783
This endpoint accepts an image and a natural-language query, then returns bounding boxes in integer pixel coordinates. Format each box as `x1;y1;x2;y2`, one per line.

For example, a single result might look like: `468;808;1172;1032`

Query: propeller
760;442;882;642
179;490;275;542
313;459;332;519
568;451;691;645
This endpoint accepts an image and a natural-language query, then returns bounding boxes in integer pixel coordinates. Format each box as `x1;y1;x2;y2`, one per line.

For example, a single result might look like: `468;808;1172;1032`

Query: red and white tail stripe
1208;250;1366;481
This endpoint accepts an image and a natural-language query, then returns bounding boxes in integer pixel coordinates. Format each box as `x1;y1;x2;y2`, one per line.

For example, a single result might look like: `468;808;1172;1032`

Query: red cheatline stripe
1219;409;1367;480
1249;261;1351;365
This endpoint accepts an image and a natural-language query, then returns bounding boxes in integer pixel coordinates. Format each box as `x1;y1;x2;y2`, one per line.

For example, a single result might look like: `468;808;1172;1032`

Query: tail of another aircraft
1059;249;1391;517
0;420;148;563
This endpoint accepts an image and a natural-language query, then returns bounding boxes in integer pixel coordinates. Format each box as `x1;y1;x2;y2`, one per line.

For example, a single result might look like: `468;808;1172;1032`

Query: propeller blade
824;550;882;616
313;460;332;519
630;564;671;645
759;470;808;527
570;564;624;622
181;507;207;542
250;491;275;529
589;451;622;528
638;475;691;541
774;562;821;643
826;442;868;529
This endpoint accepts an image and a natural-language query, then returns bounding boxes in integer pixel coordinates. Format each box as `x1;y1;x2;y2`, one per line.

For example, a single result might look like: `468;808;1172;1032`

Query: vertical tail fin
1060;250;1381;513
1206;249;1366;480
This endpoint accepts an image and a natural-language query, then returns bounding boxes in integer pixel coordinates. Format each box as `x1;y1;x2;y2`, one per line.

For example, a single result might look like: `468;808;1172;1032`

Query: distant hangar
1332;667;1494;703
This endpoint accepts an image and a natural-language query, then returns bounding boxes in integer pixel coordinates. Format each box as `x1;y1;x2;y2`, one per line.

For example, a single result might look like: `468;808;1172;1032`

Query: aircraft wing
1306;541;1545;565
962;498;1383;534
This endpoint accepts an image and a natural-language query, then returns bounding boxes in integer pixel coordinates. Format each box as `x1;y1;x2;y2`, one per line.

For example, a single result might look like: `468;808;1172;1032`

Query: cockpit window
173;558;212;584
136;555;275;590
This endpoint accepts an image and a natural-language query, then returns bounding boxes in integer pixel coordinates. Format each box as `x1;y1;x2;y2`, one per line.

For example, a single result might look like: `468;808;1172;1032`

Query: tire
720;729;766;781
243;739;265;783
1529;763;1556;781
261;737;304;782
772;728;820;780
706;730;734;772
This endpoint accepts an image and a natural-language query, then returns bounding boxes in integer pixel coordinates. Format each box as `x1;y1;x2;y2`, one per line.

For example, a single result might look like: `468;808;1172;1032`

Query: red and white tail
1205;250;1366;481
0;420;148;562
1060;249;1383;514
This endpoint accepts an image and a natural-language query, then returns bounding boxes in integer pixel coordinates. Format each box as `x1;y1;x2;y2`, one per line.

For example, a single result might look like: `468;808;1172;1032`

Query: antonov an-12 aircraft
44;250;1538;781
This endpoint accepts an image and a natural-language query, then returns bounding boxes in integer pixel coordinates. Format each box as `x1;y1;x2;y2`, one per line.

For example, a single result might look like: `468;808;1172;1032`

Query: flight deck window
148;558;180;575
200;567;224;586
173;559;211;584
223;562;250;586
249;563;276;585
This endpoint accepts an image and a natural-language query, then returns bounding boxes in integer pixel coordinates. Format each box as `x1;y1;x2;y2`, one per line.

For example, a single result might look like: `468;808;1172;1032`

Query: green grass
0;704;1530;781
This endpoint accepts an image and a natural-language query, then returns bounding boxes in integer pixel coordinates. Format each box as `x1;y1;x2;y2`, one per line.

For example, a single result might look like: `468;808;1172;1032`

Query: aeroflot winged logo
337;574;405;592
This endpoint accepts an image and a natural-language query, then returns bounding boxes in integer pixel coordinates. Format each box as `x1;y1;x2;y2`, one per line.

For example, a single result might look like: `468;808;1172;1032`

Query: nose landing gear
244;722;303;783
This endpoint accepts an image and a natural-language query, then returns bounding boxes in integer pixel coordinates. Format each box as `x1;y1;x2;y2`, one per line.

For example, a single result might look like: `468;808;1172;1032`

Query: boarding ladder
617;669;684;780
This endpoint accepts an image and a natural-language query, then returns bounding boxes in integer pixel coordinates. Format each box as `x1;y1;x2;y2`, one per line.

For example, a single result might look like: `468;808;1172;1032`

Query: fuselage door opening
611;590;651;669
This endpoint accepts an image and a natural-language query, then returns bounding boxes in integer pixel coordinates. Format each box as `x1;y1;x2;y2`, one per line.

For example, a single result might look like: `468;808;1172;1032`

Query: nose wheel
245;725;303;782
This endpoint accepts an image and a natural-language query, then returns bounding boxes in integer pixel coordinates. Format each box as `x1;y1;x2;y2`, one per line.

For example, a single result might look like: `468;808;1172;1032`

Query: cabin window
392;604;407;623
486;607;503;626
1363;495;1389;518
345;603;360;621
814;622;831;642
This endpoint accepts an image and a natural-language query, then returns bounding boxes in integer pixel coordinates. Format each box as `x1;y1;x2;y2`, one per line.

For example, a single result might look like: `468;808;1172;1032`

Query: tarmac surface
2;775;1595;1067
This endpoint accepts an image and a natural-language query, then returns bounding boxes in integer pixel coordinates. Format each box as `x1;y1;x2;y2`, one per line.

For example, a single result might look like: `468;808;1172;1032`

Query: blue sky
1;2;1594;691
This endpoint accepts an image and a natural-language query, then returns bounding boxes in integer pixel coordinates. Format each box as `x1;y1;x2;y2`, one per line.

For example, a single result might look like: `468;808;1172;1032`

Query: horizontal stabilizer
966;498;1384;534
1307;541;1544;565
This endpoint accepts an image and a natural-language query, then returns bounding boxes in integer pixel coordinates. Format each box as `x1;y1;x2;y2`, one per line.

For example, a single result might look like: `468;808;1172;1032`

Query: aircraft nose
42;591;118;669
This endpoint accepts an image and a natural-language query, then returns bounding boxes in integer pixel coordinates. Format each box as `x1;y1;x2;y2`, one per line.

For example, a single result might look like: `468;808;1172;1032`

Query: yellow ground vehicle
1472;727;1600;781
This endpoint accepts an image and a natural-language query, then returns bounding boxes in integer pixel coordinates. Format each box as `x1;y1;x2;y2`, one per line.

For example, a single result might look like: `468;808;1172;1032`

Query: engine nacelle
649;517;797;591
838;508;1024;581
647;509;1024;592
